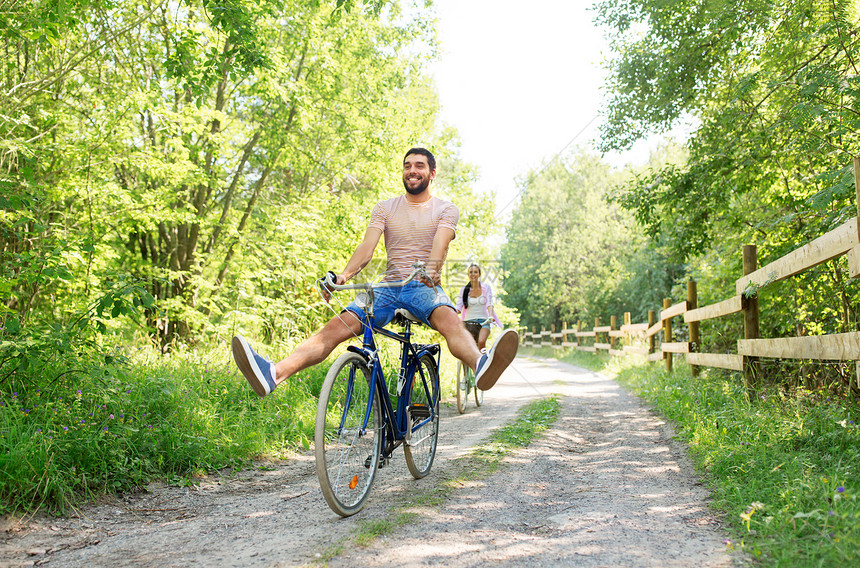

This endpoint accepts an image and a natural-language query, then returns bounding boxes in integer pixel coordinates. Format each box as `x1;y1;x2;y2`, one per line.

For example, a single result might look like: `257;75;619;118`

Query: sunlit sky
428;0;661;222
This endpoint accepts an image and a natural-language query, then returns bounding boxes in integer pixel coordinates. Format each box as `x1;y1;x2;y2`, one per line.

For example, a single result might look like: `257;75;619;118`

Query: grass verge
523;346;860;567
0;345;330;515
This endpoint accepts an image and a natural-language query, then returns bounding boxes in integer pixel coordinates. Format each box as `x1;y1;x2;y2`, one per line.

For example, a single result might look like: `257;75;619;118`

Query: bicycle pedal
409;404;431;420
364;455;388;469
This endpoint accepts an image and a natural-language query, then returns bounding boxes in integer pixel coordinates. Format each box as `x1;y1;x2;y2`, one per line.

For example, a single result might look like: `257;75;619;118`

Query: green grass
0;333;538;517
0;344;328;515
522;346;860;567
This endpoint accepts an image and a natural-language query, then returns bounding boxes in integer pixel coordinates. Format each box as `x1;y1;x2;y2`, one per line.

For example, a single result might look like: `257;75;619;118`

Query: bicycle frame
321;262;442;459
345;307;441;460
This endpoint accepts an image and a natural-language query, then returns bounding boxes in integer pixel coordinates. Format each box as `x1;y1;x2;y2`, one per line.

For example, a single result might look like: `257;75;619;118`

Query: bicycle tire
315;352;382;517
404;352;440;479
474;381;484;407
456;360;470;414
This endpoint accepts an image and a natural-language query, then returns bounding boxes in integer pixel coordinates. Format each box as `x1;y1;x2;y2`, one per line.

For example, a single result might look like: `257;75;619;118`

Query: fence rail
521;157;860;394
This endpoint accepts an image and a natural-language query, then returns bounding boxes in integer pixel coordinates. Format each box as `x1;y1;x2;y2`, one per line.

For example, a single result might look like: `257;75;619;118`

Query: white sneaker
474;329;519;390
231;335;277;397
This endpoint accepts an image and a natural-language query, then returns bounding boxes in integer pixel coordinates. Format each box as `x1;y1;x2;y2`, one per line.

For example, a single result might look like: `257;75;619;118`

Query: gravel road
1;355;746;567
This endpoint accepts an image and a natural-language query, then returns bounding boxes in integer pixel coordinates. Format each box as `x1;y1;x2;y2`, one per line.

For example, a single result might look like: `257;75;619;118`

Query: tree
1;0;449;352
597;0;860;265
501;150;640;329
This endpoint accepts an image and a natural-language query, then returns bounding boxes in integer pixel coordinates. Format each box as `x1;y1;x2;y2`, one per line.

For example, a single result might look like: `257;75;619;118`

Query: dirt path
1;356;745;567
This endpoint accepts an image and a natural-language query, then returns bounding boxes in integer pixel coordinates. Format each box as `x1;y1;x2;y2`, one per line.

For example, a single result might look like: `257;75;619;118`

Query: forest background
2;0;860;546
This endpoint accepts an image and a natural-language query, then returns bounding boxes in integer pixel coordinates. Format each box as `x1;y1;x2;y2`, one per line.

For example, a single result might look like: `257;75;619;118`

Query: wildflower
36;429;42;434
103;426;108;432
12;392;17;398
63;426;68;431
109;414;115;420
837;486;845;493
829;510;835;516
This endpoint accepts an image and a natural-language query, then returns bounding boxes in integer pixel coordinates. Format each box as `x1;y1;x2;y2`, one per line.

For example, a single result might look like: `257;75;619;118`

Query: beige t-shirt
368;194;459;282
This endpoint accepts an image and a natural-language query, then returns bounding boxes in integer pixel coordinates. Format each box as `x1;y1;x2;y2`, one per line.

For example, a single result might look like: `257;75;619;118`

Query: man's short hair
404;147;436;171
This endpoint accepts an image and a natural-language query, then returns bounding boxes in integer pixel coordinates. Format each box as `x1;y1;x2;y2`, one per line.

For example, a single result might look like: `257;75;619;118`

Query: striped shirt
369;194;459;282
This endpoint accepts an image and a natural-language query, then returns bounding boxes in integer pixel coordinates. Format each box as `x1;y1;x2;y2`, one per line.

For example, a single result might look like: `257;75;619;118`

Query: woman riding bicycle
455;263;502;351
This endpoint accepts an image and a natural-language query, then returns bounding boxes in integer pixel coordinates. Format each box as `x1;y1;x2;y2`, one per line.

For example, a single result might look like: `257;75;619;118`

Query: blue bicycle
314;262;441;517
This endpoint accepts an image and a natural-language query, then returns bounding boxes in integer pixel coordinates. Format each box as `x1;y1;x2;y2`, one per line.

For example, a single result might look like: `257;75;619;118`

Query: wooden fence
521;157;860;393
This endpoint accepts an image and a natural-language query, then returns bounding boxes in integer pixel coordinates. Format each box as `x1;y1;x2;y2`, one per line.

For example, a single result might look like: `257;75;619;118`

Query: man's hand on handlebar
418;269;437;288
318;271;345;303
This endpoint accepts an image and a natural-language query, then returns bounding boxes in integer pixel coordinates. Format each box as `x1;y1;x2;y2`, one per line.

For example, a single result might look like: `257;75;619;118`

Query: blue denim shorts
345;280;455;327
466;318;492;330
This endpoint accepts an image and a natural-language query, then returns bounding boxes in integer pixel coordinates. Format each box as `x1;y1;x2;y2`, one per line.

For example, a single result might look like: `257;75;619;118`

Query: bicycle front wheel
474;381;484;407
456;360;470;414
404;353;440;479
315;352;382;517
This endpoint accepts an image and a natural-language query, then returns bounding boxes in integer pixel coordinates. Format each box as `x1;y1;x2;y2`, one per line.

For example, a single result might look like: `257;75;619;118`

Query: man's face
402;153;435;195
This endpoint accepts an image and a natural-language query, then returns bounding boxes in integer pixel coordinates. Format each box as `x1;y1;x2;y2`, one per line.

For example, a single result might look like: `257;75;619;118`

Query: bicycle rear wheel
315;352;382;517
474;381;484;407
404;353;440;479
456;361;470;414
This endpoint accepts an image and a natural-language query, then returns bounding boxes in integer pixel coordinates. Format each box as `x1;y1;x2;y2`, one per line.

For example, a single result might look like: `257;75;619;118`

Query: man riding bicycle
232;147;518;397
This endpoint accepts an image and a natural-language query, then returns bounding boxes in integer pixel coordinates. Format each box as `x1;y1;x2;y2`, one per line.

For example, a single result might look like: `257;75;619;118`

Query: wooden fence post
663;298;673;372
855;155;860;242
743;245;760;397
609;315;617;351
624;312;631;352
576;319;582;350
648;310;656;356
594;317;600;353
562;321;568;349
855;156;860;388
688;281;700;377
551;323;556;348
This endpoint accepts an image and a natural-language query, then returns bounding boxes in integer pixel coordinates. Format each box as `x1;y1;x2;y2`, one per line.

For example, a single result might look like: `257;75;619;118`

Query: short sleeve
368;201;386;232
455;285;466;312
438;202;459;235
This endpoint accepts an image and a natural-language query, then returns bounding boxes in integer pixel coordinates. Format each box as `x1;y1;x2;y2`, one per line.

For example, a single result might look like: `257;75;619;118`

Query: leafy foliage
592;0;860;391
501;150;649;329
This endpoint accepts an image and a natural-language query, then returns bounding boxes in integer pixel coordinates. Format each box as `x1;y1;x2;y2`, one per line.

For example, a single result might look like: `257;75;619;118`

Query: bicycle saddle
393;308;422;325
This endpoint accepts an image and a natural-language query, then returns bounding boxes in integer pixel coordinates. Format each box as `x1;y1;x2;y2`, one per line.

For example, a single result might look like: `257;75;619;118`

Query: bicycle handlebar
319;261;431;294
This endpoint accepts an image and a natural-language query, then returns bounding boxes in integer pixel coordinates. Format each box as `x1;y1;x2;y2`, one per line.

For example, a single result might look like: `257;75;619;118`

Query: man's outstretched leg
232;311;362;397
430;306;519;391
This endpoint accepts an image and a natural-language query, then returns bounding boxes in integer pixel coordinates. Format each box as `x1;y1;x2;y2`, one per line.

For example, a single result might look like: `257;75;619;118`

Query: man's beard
403;176;430;195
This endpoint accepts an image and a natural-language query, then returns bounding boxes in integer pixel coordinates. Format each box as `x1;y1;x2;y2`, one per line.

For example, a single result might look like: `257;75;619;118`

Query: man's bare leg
272;311;363;386
233;311;362;397
429;305;518;391
430;306;481;370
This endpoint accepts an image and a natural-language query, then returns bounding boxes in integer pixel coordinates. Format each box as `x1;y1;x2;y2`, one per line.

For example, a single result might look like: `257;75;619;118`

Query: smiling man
231;147;518;397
